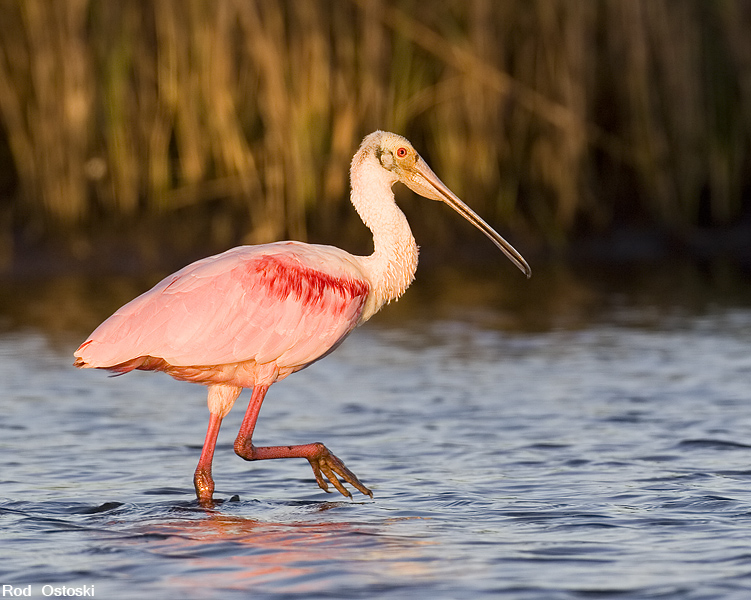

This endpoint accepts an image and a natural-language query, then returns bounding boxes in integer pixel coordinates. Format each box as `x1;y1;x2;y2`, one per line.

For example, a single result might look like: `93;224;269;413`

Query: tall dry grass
0;0;750;253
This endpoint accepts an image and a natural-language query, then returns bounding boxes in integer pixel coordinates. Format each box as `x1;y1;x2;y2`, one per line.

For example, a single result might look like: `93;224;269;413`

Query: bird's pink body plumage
75;242;370;389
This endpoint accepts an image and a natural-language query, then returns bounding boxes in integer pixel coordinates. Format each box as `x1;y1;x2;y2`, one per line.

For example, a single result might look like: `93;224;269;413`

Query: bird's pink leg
194;413;222;507
234;385;373;498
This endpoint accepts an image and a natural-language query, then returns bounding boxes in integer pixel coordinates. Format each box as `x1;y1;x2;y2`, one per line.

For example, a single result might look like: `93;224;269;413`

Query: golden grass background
1;0;750;261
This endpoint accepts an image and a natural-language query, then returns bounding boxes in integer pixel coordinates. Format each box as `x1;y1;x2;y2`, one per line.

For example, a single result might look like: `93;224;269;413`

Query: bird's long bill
407;158;532;278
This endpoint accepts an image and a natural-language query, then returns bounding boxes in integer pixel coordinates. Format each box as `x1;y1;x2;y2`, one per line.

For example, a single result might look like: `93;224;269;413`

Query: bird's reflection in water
130;502;436;593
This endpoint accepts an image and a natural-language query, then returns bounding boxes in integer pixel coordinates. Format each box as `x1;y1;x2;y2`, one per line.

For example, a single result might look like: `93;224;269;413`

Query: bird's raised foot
307;443;373;499
234;439;373;498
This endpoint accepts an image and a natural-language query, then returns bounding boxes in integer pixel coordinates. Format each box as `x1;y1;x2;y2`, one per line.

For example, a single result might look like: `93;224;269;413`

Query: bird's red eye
396;147;408;158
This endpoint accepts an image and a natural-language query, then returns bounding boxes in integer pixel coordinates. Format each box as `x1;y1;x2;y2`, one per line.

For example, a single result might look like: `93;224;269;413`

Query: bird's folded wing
75;244;370;369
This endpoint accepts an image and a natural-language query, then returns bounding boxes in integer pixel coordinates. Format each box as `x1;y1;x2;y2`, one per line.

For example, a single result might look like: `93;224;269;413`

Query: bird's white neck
350;145;419;321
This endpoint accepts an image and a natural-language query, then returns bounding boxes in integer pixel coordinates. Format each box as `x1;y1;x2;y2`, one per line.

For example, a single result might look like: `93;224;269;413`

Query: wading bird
74;131;530;506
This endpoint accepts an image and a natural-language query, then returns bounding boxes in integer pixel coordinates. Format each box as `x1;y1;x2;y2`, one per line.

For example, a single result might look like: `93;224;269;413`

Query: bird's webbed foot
307;443;373;499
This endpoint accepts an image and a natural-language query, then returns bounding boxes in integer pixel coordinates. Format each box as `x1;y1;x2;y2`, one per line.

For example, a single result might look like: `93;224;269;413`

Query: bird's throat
350;154;419;320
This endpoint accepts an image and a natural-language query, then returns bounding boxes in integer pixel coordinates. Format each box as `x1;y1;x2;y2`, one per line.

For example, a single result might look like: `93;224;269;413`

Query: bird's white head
360;130;531;278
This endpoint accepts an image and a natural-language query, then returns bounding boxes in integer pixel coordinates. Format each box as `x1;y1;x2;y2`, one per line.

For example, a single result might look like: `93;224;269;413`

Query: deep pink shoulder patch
241;255;370;310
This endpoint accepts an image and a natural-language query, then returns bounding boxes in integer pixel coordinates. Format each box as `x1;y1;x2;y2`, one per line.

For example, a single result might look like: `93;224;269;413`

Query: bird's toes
309;446;372;498
309;459;331;493
319;461;352;498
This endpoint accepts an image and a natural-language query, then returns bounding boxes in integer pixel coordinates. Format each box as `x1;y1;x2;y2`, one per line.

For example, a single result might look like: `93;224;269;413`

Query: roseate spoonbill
74;131;530;506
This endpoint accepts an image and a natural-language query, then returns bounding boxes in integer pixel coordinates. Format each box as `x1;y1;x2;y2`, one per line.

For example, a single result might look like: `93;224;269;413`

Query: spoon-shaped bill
404;157;531;278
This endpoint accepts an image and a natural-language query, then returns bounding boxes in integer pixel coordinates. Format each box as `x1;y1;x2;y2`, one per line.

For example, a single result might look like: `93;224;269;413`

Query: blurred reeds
0;0;750;258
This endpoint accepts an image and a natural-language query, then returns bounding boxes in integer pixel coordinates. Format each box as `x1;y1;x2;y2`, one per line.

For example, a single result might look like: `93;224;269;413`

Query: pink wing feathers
74;243;371;375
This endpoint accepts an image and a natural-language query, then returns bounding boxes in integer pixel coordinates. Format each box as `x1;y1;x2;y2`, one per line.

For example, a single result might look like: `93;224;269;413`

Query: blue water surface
2;264;751;599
